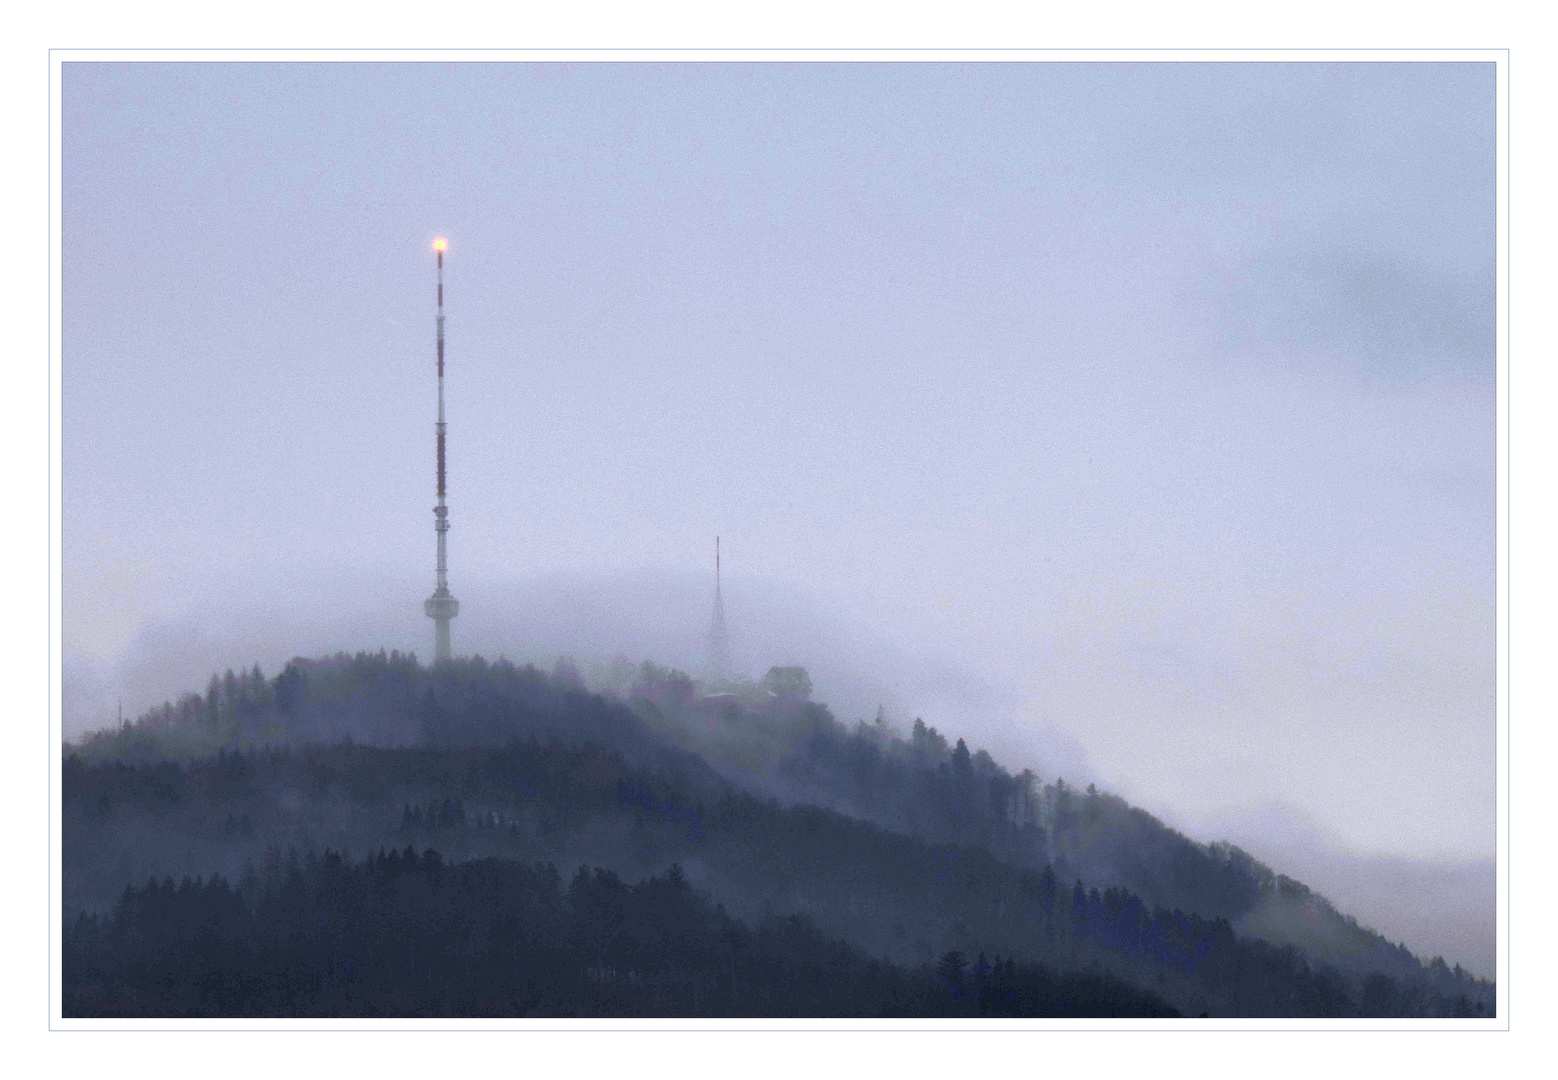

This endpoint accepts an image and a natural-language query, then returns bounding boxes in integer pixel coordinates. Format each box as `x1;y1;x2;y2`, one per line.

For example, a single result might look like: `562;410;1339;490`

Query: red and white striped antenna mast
423;237;459;661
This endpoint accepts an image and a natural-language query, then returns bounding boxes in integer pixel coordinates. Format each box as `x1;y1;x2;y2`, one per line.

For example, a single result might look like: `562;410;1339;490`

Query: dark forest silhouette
63;651;1493;1018
66;854;1181;1018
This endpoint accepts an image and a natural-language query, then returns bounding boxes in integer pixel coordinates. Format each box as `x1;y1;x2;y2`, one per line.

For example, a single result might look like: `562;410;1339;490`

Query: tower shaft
424;241;459;660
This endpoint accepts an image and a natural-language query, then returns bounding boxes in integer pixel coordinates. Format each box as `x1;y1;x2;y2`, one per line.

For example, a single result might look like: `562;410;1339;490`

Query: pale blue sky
64;61;1494;862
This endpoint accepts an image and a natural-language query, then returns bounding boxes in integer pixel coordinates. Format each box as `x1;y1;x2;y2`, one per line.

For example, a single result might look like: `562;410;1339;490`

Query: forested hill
66;854;1180;1018
64;651;1493;1018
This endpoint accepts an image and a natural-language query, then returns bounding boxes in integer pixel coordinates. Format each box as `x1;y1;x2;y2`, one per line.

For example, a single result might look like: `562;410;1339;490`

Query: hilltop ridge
64;651;1493;1017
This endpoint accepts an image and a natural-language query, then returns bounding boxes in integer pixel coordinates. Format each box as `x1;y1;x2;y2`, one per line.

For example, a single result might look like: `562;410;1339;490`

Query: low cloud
1211;246;1494;383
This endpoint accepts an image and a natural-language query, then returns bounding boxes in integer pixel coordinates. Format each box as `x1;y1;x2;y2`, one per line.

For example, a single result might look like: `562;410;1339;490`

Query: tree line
64;738;1491;1017
64;849;1179;1018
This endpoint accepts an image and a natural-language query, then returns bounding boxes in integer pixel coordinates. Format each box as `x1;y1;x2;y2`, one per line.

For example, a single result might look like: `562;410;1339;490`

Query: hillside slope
64;652;1492;1017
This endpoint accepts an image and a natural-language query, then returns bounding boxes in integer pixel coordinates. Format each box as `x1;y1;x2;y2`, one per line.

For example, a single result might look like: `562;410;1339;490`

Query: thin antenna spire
708;535;729;682
424;238;459;661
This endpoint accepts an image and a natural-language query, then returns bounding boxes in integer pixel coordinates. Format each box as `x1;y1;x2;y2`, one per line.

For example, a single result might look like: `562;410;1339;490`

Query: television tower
423;237;459;661
707;536;729;681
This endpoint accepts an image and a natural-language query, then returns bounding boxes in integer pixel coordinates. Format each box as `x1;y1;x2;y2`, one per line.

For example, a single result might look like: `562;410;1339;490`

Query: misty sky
63;61;1494;864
